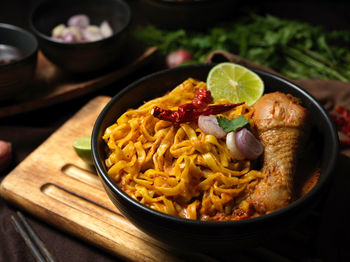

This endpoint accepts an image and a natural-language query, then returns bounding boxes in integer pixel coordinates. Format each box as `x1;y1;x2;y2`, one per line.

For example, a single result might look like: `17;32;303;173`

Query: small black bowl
0;23;38;101
92;64;339;251
140;0;239;29
30;0;131;74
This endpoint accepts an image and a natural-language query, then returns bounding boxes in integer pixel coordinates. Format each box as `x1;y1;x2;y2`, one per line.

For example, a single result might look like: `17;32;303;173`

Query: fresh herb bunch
135;14;350;81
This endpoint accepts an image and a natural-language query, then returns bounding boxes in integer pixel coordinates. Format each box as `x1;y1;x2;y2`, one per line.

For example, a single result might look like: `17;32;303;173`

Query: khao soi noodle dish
102;64;319;221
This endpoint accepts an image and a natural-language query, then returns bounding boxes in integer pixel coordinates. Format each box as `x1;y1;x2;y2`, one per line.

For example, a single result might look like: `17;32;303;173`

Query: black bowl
0;23;38;101
92;64;339;251
140;0;239;29
30;0;131;74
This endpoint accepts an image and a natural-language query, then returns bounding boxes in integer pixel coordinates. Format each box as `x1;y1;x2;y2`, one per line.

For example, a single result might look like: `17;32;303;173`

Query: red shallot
68;14;90;29
226;128;263;160
235;128;264;160
100;21;114;38
198;116;226;139
165;49;193;68
81;26;104;42
0;140;12;172
226;132;245;160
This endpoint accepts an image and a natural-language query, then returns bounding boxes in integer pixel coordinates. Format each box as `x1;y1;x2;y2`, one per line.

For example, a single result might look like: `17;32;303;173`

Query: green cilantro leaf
216;116;250;133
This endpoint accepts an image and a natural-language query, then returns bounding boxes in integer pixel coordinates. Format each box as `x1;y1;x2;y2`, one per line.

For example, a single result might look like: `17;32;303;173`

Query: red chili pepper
201;104;244;115
336;106;350;121
151;88;244;124
192;88;212;108
340;139;350;147
151;103;243;124
330;106;350;147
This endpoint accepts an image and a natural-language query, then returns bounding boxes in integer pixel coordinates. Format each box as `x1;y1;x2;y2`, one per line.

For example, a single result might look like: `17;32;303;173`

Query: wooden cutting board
0;96;220;262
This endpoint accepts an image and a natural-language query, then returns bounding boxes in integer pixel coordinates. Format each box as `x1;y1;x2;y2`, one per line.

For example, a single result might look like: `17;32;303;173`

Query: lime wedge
73;136;93;165
207;62;264;106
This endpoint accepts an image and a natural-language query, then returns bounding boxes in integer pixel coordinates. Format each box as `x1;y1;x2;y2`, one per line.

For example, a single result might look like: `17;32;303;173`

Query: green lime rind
207;62;264;106
73;136;94;165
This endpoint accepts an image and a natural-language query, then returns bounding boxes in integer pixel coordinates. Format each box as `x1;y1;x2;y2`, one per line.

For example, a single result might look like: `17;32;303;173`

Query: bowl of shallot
30;0;131;74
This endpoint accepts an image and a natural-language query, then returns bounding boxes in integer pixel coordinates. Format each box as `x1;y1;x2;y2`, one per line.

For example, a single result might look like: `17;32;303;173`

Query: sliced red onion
68;14;90;29
235;128;264;160
198;116;226;139
226;132;245;160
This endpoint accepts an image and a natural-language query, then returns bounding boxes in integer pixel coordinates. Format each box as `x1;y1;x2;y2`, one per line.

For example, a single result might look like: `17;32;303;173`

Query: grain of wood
0;96;187;262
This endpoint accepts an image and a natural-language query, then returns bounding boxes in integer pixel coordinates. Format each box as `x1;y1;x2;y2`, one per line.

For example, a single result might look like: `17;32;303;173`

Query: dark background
1;1;349;261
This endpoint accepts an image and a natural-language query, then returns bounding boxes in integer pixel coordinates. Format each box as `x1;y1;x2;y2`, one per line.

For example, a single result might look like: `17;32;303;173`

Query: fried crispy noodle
103;78;262;221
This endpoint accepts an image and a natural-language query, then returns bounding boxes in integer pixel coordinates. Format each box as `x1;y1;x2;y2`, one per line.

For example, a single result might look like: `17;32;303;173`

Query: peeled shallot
198;116;226;139
226;131;245;160
226;128;263;160
51;14;113;43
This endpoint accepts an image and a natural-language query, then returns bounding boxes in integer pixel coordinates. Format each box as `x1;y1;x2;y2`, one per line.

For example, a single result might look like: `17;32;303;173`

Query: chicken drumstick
248;91;309;214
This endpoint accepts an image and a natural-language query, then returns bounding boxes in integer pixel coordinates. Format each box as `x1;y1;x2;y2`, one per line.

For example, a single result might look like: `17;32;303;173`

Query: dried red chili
336;106;350;121
331;114;350;137
340;139;350;147
192;88;212;108
151;88;244;124
330;106;350;147
151;103;243;124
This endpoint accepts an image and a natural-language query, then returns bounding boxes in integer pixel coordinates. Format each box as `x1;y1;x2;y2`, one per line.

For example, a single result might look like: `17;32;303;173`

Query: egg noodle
103;78;262;221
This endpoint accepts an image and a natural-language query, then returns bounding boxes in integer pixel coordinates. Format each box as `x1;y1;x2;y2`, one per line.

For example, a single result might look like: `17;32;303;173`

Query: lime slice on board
73;136;93;165
207;62;264;106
